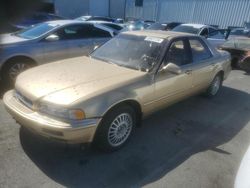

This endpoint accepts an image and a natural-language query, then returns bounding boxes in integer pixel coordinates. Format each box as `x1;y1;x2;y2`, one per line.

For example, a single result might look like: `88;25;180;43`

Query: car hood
0;33;29;45
15;56;146;105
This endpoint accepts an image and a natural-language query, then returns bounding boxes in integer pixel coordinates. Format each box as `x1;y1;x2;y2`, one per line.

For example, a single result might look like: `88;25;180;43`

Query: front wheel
94;105;136;152
205;73;223;97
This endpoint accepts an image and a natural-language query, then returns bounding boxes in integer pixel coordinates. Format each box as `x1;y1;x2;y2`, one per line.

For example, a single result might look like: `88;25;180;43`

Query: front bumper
3;90;101;144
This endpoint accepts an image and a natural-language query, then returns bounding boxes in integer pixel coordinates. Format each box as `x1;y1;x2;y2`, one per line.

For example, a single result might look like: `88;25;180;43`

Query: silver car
0;20;115;85
172;23;228;47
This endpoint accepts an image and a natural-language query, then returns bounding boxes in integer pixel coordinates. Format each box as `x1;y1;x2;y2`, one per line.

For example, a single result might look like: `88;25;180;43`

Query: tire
205;73;223;97
94;105;136;152
240;58;250;73
2;59;33;87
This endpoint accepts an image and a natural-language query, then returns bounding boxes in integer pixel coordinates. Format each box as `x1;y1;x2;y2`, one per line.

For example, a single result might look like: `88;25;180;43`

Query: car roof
180;23;206;29
86;20;120;25
123;30;195;39
44;20;93;26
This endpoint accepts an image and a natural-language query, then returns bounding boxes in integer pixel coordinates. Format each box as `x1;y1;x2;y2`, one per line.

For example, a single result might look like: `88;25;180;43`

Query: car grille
15;90;33;109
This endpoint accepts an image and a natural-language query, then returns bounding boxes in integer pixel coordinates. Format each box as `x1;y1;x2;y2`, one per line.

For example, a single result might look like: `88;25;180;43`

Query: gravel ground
0;70;250;188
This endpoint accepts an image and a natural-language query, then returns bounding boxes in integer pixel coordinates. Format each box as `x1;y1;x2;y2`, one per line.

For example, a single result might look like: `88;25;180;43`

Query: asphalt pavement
0;70;250;188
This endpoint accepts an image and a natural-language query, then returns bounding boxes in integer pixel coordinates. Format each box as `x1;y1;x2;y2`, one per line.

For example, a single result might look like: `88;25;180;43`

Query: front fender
71;75;153;119
75;89;142;118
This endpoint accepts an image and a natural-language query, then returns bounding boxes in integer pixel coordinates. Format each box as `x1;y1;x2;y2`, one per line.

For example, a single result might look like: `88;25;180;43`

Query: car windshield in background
222;38;250;50
147;23;167;30
15;23;59;39
172;25;199;34
91;34;165;72
123;21;147;31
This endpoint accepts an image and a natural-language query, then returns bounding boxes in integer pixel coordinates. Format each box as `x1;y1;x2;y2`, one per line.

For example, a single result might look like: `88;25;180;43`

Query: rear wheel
205;73;223;97
94;105;136;152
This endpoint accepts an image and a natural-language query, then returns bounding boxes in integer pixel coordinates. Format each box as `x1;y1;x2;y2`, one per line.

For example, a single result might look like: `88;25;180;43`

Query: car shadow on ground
19;86;250;188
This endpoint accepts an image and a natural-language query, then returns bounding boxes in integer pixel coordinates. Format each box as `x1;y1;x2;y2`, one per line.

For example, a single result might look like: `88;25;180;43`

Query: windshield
172;25;200;34
91;34;165;72
15;23;59;39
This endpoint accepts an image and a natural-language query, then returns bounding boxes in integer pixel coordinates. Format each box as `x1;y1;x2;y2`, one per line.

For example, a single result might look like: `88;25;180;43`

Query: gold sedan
3;31;231;151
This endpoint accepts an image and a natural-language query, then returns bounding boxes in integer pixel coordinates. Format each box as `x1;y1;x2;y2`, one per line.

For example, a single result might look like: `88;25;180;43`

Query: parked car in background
144;20;155;26
12;12;66;30
229;28;250;39
3;31;231;151
122;21;149;31
84;21;124;34
0;20;115;85
75;16;124;23
172;23;229;47
147;22;182;31
220;37;250;71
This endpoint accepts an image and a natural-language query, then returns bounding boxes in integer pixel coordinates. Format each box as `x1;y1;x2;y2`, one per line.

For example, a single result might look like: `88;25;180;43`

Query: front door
41;37;70;63
153;38;193;110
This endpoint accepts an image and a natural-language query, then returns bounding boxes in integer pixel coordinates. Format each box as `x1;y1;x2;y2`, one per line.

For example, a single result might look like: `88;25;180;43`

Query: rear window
173;25;200;34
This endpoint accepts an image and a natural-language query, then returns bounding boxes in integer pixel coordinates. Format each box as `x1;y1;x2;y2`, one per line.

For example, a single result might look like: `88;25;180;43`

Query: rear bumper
3;90;101;144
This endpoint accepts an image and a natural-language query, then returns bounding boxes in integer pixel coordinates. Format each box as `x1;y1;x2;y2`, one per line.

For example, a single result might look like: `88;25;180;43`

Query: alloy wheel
108;113;133;147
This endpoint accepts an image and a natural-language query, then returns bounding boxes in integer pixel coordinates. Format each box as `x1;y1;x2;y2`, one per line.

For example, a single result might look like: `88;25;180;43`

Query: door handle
185;70;192;75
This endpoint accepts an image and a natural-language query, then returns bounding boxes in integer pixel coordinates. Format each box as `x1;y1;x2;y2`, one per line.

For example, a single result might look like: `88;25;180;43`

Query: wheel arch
101;99;143;126
217;70;224;80
0;55;37;76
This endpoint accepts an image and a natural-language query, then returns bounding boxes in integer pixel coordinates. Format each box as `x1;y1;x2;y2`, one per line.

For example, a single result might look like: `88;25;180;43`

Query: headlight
38;103;85;121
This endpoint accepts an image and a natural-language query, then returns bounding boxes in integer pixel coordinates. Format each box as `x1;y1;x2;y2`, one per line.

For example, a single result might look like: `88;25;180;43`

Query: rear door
188;37;215;91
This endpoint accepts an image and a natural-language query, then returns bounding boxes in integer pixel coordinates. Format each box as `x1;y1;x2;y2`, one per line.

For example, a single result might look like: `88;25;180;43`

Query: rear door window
189;39;212;62
55;24;94;40
91;26;112;38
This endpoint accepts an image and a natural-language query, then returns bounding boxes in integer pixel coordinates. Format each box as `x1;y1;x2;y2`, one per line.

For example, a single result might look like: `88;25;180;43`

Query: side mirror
162;63;181;74
45;34;59;42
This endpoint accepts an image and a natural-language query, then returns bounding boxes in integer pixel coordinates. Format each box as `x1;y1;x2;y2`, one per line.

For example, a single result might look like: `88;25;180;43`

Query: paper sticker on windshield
145;37;164;43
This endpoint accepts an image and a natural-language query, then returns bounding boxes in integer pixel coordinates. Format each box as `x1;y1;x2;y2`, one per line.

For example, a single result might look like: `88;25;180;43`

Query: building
41;0;250;28
125;0;250;28
42;0;126;19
